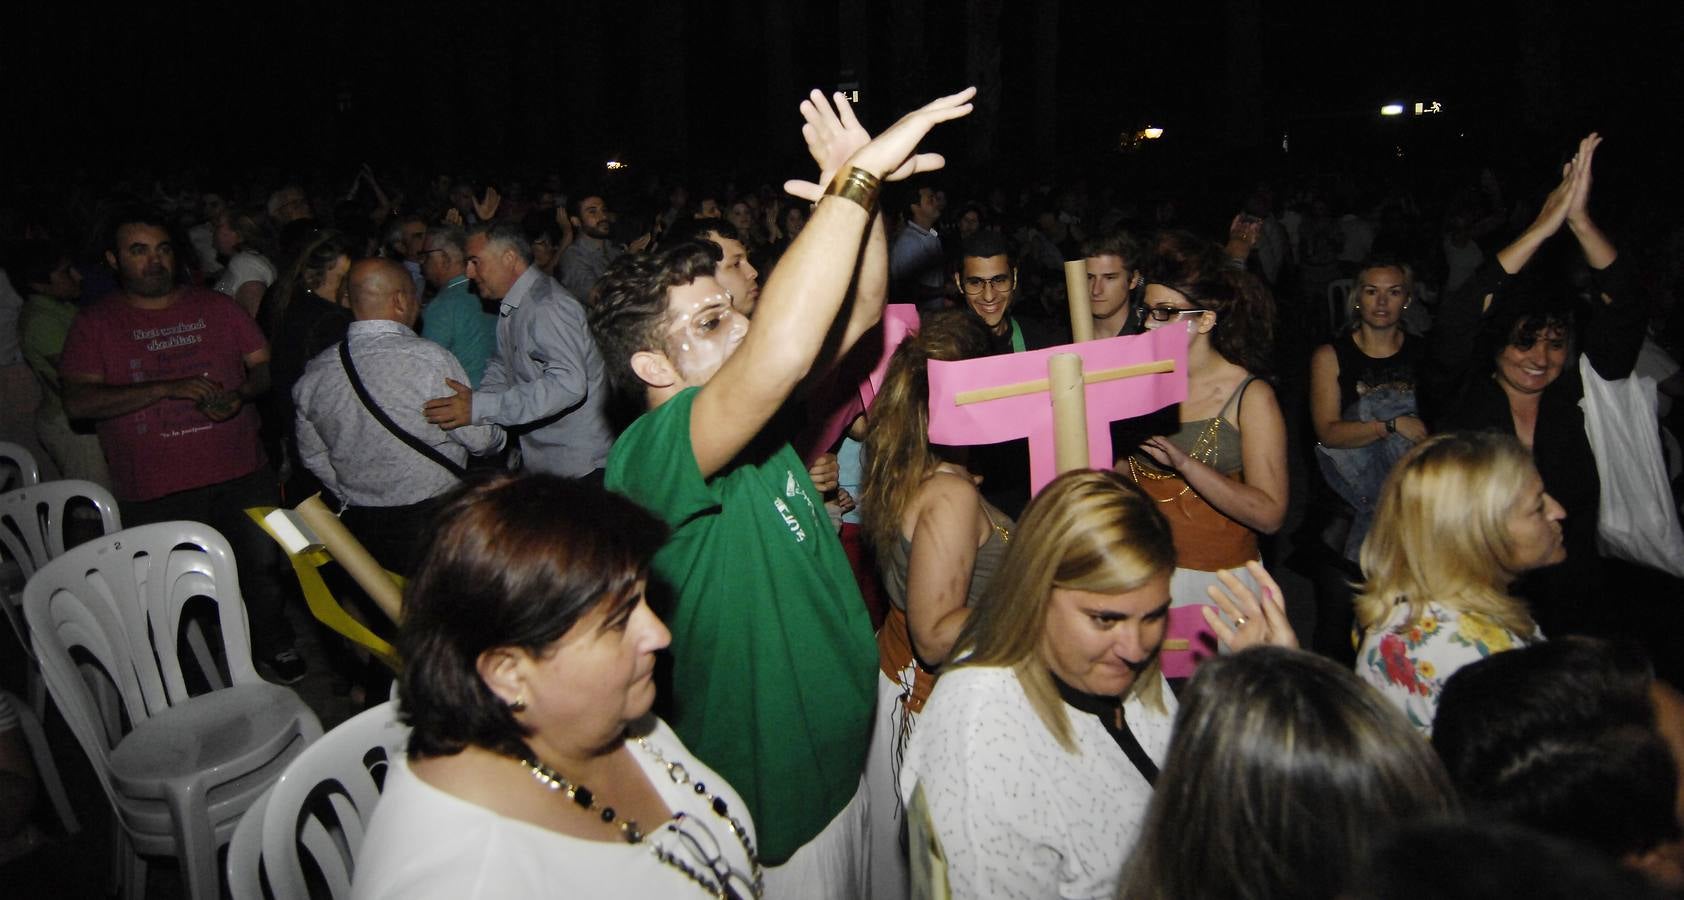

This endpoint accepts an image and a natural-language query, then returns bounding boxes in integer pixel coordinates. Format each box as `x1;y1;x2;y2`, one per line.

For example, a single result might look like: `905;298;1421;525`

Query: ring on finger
1232;616;1249;629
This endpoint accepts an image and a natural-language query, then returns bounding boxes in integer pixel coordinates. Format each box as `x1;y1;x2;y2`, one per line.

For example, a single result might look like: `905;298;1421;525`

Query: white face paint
663;277;749;387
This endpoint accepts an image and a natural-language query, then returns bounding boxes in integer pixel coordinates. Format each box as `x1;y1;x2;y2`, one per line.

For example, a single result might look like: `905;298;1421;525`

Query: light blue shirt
470;267;613;476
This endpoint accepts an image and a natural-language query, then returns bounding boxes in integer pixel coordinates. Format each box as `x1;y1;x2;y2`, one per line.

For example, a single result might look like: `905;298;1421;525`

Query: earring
508;695;527;713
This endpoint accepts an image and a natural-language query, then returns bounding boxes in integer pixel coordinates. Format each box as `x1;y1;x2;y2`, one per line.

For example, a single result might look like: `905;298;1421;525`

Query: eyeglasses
960;273;1015;295
1140;303;1210;322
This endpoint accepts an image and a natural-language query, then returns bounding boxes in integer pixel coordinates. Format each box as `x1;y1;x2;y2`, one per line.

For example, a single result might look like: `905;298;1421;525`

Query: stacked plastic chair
228;700;408;899
23;520;323;900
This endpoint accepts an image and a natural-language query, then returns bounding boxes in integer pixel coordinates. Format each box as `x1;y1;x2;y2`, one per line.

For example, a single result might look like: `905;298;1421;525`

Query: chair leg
119;827;148;900
3;690;80;834
166;784;223;900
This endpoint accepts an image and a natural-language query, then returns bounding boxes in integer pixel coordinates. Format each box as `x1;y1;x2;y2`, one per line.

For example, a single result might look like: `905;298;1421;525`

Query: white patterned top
899;665;1176;899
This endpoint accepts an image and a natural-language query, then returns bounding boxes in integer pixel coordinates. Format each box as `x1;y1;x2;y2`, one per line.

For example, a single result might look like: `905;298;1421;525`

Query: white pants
863;667;917;900
762;775;870;900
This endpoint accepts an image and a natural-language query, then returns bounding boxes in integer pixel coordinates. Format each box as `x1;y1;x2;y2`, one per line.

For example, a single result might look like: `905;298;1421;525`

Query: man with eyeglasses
417;225;497;386
954;230;1068;518
954;230;1067;356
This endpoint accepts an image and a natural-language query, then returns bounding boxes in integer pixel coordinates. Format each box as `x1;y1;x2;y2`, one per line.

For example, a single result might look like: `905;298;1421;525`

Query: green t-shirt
20;293;79;418
604;387;876;865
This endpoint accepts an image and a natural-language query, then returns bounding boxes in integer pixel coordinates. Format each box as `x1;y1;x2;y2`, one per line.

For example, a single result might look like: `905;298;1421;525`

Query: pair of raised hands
781;86;976;204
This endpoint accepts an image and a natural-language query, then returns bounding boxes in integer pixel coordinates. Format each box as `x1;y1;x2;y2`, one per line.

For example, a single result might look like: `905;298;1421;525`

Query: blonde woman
898;470;1181;899
857;310;1000;900
1354;432;1563;732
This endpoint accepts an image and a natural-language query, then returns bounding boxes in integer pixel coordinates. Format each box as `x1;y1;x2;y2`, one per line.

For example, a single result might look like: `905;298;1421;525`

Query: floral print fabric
1356;600;1534;734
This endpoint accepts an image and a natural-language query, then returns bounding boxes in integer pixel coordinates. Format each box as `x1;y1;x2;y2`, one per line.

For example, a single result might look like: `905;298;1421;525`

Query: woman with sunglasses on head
353;475;761;900
1120;231;1288;661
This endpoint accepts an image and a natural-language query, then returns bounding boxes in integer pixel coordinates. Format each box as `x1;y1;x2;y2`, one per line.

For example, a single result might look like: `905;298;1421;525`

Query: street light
1141;126;1164;140
1380;103;1405;116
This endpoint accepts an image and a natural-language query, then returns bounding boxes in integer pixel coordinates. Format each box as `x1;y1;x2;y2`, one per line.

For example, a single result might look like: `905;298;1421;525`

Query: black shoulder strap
1110;714;1160;786
338;339;468;479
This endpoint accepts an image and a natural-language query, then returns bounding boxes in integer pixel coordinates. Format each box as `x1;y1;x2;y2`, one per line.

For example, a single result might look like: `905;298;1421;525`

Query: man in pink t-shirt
59;207;304;683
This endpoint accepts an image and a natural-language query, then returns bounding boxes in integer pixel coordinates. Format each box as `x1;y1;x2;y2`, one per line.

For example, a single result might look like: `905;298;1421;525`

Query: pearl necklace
516;738;764;898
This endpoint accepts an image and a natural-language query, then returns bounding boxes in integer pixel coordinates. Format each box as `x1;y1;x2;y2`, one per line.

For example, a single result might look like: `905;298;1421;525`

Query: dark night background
6;0;1683;221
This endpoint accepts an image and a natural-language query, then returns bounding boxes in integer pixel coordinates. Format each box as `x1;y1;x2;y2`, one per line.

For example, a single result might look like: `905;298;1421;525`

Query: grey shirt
294;320;504;507
558;237;623;302
471;267;613;476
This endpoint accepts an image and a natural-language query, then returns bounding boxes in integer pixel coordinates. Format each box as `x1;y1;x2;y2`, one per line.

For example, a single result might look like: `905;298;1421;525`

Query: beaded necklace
516;737;764;898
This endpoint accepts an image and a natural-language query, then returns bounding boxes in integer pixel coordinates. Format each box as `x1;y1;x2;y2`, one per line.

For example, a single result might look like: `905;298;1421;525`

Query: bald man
293;259;504;572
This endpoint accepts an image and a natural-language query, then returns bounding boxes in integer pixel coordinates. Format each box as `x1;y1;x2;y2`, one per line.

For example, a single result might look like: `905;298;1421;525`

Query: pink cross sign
798;304;923;462
926;327;1189;495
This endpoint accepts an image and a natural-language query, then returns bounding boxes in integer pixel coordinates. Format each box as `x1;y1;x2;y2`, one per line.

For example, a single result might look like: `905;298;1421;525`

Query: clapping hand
1564;132;1601;230
1202;560;1298;651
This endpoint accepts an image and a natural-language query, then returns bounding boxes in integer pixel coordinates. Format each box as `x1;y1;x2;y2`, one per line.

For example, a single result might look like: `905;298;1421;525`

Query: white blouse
899;666;1177;900
352;717;758;900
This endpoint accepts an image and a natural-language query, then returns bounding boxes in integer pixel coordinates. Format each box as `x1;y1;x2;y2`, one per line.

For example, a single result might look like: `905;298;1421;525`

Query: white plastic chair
228;701;408;900
1326;277;1354;334
0;441;40;493
0;687;81;837
0;480;126;709
23;521;323;900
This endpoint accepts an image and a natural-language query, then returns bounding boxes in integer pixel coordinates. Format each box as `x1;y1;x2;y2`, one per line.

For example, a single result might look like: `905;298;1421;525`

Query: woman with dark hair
1423;134;1644;638
1118;647;1458;900
353;475;761;899
1120;231;1288;665
857;310;998;900
262;230;354;501
210;206;277;318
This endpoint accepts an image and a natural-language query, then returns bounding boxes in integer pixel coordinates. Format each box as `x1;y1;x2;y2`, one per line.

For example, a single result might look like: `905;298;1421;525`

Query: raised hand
1564;132;1602;228
784;90;875;203
473;187;501;222
1202;560;1298;651
842;87;976;184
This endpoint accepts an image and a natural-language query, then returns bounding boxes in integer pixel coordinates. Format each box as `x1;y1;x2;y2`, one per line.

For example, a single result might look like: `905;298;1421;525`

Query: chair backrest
0;479;123;579
1327;277;1355;331
23;520;264;748
0;442;40;492
228;701;409;900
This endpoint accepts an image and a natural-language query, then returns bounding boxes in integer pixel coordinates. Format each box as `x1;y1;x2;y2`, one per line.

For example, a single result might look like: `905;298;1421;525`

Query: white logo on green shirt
772;497;807;543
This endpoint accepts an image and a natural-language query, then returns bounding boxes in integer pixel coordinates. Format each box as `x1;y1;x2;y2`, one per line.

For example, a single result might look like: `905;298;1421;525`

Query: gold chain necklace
1126;417;1224;502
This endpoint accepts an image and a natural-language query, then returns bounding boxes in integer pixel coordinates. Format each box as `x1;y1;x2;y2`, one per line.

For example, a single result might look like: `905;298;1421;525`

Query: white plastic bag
1579;355;1684;578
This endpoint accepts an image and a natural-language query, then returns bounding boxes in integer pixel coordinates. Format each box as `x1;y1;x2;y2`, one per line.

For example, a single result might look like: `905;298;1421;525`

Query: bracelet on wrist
823;167;881;217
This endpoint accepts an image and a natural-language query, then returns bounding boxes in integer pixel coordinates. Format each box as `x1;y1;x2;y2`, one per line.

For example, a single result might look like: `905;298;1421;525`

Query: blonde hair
859;311;990;559
1354;432;1540;638
952;469;1177;752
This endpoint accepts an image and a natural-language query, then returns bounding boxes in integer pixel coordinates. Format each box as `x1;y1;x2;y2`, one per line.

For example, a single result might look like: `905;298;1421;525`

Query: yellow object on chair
246;507;403;672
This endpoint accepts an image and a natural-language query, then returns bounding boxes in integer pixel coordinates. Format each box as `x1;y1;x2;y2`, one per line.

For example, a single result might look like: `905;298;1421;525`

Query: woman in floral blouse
1353;432;1565;732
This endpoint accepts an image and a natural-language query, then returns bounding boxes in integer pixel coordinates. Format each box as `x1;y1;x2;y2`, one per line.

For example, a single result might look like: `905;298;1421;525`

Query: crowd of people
4;85;1684;899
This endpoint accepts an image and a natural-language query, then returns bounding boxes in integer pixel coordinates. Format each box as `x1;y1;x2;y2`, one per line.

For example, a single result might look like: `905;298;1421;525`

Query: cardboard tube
1064;259;1093;343
295;494;404;624
1048;353;1089;474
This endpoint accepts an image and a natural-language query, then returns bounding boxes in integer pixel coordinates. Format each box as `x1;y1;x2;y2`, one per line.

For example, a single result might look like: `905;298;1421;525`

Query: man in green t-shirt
589;88;974;896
